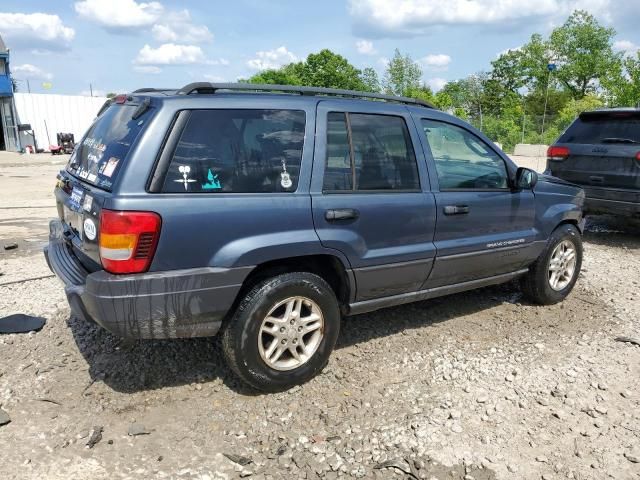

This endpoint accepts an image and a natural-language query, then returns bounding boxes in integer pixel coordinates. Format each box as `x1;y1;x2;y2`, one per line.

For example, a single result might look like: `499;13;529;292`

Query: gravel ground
0;154;639;480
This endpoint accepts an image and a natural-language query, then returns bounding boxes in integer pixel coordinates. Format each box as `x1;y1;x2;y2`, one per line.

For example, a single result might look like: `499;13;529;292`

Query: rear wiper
601;137;640;144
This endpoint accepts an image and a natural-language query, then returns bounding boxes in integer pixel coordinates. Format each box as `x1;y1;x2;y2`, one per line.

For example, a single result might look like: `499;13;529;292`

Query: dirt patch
0;199;639;480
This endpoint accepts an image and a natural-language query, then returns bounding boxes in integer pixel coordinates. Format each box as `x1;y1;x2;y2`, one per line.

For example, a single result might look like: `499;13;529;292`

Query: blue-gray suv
45;83;585;391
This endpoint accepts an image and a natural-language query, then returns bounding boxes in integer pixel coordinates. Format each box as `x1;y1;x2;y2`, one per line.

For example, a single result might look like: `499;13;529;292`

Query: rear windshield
66;103;151;190
559;114;640;144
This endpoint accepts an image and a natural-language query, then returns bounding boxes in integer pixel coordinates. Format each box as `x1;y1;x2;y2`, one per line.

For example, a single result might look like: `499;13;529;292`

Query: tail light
547;146;570;161
635;152;640;165
99;209;161;274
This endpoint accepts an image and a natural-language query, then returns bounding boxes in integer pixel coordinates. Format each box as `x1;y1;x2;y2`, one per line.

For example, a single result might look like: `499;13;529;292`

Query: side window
323;112;420;192
421;119;509;190
162;109;305;193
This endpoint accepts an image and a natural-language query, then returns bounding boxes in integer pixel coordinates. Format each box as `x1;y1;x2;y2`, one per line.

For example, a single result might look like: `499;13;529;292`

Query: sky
1;0;639;97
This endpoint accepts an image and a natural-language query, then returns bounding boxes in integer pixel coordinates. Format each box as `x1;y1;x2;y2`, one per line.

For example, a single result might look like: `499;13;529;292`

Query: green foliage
602;51;640;107
404;84;435;104
549;10;620;98
382;49;422;96
556;94;604;131
239;10;636;153
359;67;380;93
244;49;371;91
298;50;368;90
244;64;302;86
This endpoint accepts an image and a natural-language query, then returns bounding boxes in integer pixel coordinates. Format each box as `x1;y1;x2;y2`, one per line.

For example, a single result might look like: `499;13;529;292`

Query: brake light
636;152;640;165
114;94;128;104
99;209;161;274
547;146;570;161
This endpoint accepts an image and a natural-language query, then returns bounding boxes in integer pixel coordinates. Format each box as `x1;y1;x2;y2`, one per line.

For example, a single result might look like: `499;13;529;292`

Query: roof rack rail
175;82;435;109
131;88;176;93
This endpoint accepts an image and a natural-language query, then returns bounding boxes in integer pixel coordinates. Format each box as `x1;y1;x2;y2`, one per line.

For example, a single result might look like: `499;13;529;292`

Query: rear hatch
547;110;640;194
55;97;154;270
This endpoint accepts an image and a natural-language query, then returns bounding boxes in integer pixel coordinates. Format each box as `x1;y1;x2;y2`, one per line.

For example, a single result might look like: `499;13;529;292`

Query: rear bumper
44;220;251;339
583;187;640;217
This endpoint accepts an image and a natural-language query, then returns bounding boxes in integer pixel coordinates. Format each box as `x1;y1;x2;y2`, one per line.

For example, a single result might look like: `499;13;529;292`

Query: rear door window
67;104;151;190
161;109;306;193
323;112;420;191
559;114;640;144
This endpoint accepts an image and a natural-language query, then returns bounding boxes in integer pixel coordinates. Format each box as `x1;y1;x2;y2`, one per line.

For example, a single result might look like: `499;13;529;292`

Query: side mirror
514;167;538;190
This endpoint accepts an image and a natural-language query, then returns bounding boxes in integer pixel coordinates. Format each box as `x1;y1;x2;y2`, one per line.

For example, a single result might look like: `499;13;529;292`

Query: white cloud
355;39;377;55
377;56;389;68
614;40;639;54
497;46;523;57
209;58;230;66
203;74;226;82
11;64;53;80
426;77;447;92
247;46;297;70
420;53;451;70
151;9;213;43
134;43;206;65
75;0;163;29
349;0;611;37
133;65;162;74
0;12;75;50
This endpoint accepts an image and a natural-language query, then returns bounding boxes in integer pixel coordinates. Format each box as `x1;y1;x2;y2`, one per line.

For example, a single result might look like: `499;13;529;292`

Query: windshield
66;103;152;190
559;114;640;144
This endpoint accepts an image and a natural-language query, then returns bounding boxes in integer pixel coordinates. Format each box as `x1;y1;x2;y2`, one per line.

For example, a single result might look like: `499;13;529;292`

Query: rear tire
521;224;582;305
221;272;340;392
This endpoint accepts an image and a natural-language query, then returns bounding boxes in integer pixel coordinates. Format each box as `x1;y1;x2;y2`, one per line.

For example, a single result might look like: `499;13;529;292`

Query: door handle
443;205;470;215
325;208;359;221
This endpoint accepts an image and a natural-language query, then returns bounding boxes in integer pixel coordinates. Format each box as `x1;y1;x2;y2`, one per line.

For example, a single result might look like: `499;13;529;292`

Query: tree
244;64;302;86
244;49;368;91
549;10;620;98
359;67;380;93
382;49;422;96
556;94;604;131
602;51;640;107
296;49;366;90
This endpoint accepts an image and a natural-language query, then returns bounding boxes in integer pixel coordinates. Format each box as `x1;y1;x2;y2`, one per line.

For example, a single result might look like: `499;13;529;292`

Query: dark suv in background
547;108;640;217
46;83;585;391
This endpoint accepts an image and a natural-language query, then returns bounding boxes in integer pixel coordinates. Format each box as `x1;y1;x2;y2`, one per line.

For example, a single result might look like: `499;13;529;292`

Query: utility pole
26;79;31;93
521;102;526;143
89;83;93;97
541;62;556;138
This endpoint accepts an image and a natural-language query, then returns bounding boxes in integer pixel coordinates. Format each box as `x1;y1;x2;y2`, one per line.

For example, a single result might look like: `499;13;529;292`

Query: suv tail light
636;152;640;165
547;146;570;161
99;209;161;274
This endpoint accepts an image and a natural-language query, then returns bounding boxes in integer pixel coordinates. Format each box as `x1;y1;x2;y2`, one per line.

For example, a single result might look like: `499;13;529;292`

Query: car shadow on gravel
337;281;522;349
583;214;640;249
67;281;522;396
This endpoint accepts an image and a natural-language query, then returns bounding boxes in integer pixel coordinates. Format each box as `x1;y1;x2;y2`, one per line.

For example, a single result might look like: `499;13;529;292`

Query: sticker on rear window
102;157;119;177
202;169;221;190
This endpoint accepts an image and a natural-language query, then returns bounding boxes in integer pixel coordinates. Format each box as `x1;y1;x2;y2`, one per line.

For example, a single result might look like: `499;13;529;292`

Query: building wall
13;93;107;151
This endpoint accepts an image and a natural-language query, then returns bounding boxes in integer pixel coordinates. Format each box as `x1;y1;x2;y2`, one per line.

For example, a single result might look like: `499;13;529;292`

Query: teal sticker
202;169;221;190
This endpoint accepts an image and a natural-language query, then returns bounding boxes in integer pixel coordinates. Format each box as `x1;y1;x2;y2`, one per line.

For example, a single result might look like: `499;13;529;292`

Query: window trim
322;111;422;194
153;107;307;195
420;118;512;192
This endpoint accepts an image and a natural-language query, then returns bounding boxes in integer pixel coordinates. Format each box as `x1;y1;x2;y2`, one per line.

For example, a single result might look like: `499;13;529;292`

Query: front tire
221;272;340;392
521;224;583;305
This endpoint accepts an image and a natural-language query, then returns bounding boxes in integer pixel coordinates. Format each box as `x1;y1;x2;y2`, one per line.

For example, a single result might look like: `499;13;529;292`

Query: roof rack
174;82;435;109
131;88;176;93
